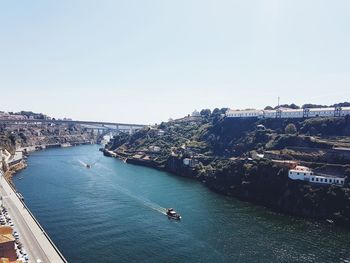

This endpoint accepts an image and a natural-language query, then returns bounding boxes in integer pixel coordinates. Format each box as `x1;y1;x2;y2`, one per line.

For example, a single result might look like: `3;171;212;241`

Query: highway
0;175;67;263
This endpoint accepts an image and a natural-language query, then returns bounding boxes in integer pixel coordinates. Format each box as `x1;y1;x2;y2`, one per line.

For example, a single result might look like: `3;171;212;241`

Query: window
336;180;339;184
304;173;306;176
316;178;319;182
325;179;327;182
311;178;314;181
340;180;344;184
320;178;323;182
297;172;299;175
329;179;332;183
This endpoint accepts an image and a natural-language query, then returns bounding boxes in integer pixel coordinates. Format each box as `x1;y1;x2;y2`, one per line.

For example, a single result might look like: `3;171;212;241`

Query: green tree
285;123;297;134
200;109;211;117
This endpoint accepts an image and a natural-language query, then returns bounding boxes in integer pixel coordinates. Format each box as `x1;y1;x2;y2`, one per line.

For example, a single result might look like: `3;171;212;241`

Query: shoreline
0;141;94;263
8;141;95;182
0;171;68;263
102;148;350;229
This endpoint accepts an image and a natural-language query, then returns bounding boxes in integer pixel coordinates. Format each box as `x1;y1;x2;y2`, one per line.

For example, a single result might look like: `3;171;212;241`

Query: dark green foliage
18;111;46;119
285;123;297;134
106;132;130;150
220;108;229;114
302;104;328;109
18;132;27;143
200;109;211;117
332;102;350;107
300;117;350;136
274;103;300;109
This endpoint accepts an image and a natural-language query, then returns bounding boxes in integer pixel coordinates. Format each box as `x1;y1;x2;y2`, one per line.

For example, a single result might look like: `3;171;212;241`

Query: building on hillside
288;166;345;186
0;226;17;261
226;106;350;119
183;158;199;168
191;110;200;117
148;146;161;152
157;130;165;136
0;113;27;120
225;110;262;118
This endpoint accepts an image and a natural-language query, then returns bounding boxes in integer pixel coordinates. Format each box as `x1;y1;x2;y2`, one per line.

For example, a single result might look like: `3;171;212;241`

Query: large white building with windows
288;166;345;186
226;107;350;119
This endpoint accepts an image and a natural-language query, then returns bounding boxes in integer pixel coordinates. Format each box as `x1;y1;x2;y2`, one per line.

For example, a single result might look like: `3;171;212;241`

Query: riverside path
0;173;67;263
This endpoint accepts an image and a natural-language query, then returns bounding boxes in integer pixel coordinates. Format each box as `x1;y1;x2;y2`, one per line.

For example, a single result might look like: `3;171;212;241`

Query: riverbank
4;161;27;186
0;170;68;263
102;147;350;228
0;142;93;263
5;141;94;181
18;144;350;262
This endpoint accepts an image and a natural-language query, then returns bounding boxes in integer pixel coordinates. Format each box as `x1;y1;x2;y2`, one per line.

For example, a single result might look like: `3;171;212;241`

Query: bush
285;123;297;134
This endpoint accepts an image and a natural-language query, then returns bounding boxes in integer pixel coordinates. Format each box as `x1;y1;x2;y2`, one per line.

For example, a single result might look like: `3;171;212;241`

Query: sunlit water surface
14;145;350;263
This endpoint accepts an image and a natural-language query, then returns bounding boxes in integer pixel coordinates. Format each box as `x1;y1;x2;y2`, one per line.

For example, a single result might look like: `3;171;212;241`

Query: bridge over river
0;119;147;133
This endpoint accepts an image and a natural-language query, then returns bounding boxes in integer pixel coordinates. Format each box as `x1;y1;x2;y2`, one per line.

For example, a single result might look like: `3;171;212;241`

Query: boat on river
166;208;181;220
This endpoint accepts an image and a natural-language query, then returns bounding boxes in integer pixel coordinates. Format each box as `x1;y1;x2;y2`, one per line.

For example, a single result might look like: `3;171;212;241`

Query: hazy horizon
1;0;349;124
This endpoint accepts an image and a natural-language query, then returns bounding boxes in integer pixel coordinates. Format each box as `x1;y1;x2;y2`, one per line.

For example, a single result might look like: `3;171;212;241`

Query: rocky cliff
105;113;350;227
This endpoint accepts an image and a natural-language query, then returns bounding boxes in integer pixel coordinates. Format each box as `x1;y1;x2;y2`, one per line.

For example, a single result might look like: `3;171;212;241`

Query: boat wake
78;160;88;167
78;158;101;168
111;184;167;215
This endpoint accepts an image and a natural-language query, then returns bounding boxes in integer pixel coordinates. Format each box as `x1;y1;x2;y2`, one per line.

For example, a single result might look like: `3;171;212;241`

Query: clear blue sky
0;0;349;124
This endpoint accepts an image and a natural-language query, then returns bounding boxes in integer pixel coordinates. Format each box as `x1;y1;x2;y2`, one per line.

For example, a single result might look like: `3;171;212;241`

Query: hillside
105;113;350;227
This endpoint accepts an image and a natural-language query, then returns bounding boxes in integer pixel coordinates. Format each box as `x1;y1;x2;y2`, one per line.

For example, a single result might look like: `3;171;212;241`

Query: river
13;145;350;263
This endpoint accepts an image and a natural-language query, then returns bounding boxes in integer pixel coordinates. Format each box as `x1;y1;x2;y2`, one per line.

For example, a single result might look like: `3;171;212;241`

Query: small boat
166;208;181;220
326;219;334;224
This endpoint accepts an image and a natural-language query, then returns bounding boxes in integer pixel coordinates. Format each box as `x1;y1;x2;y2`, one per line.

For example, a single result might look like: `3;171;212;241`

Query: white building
288;166;345;186
226;106;350;120
148;146;161;152
183;158;199;167
191;110;200;117
157;130;165;136
263;110;277;118
341;107;350;116
226;110;262;118
280;109;304;118
307;108;335;118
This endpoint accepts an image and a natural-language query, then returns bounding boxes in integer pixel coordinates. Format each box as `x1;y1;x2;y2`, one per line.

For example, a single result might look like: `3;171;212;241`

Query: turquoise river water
14;145;350;263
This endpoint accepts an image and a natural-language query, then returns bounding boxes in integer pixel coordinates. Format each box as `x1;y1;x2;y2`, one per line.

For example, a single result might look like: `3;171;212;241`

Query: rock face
204;159;350;227
165;156;198;178
105;114;350;227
